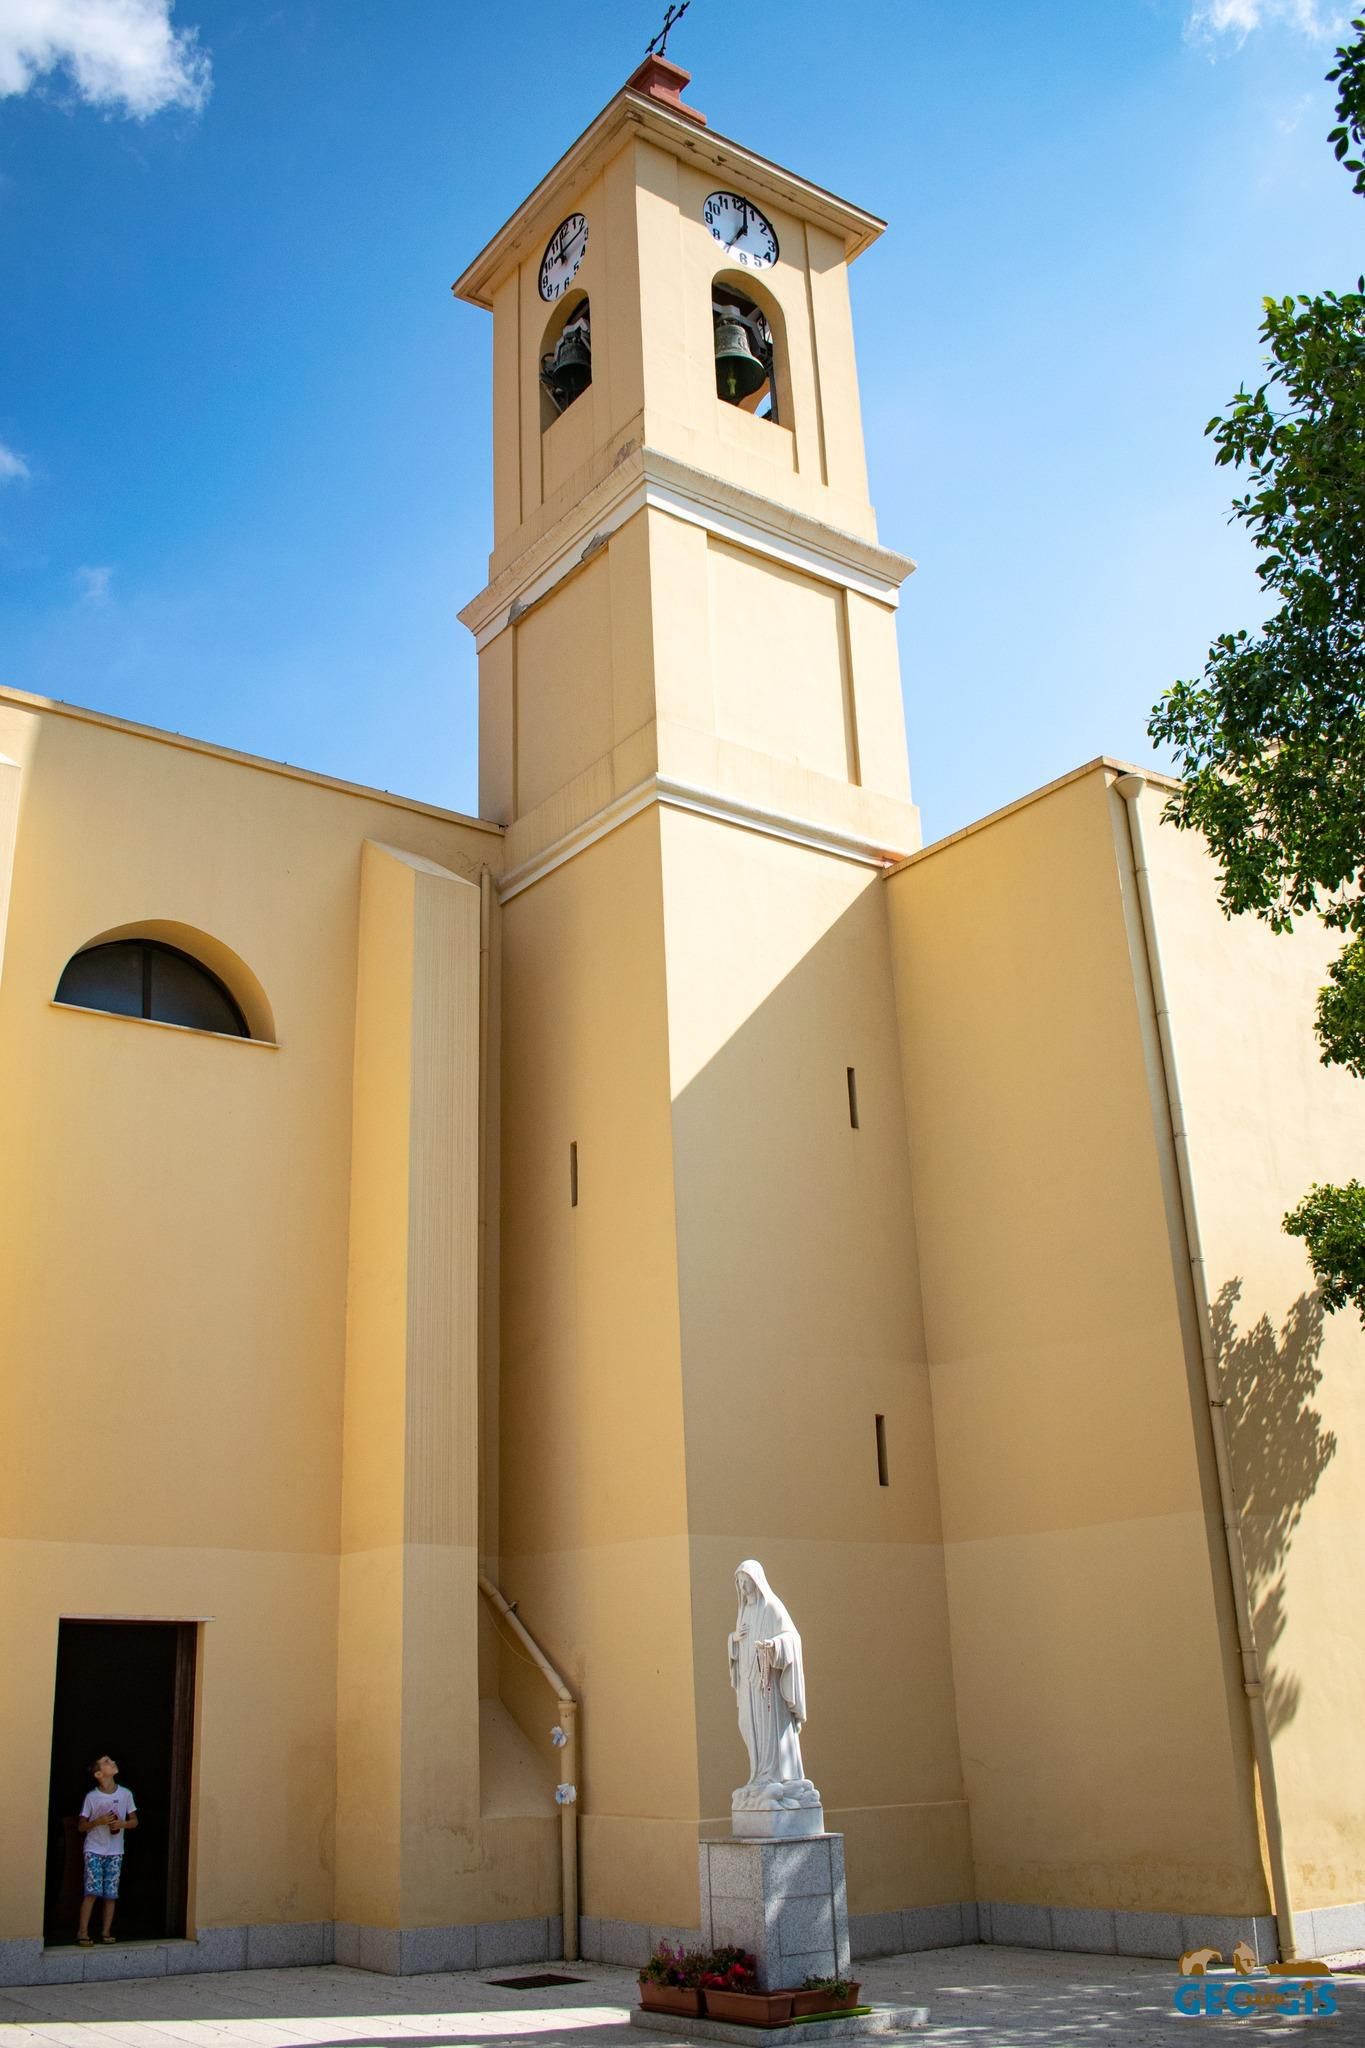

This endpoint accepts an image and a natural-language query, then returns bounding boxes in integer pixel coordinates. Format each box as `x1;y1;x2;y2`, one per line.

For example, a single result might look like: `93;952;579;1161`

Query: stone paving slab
1;1949;1364;2048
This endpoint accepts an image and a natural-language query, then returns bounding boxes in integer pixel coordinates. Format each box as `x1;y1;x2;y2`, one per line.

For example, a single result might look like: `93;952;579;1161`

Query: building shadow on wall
1214;1280;1334;1737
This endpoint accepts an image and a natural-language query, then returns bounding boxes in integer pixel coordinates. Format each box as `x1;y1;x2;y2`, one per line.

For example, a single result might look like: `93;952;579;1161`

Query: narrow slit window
875;1414;889;1487
569;1141;579;1208
847;1066;860;1129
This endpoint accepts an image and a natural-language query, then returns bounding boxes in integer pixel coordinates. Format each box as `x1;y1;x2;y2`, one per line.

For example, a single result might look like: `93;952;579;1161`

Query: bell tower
455;55;920;865
454;62;967;1958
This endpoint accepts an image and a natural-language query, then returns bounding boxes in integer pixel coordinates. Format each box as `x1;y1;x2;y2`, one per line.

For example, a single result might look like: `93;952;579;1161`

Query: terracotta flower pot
702;1988;795;2026
639;1984;704;2016
789;1986;861;2017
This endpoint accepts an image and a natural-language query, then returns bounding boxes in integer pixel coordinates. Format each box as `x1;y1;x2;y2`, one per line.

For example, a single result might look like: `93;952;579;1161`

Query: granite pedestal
700;1835;851;1993
633;2004;930;2042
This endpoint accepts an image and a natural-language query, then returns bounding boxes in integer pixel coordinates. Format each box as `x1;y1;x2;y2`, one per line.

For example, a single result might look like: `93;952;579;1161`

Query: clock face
539;213;588;302
703;191;779;272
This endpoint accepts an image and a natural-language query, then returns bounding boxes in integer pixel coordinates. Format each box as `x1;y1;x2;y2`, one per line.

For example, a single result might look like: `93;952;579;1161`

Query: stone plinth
700;1835;850;1992
632;2006;929;2042
732;1803;826;1841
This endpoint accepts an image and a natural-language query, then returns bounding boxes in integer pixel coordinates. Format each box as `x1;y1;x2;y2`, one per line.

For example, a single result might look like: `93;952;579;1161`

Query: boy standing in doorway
77;1754;137;1944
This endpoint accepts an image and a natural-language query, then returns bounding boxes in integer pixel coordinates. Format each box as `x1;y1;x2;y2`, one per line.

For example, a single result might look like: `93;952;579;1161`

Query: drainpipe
1114;773;1297;1963
478;1574;579;1962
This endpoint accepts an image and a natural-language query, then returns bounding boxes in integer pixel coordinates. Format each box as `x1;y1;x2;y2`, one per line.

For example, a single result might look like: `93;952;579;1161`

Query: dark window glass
55;940;143;1018
148;946;245;1035
55;940;249;1037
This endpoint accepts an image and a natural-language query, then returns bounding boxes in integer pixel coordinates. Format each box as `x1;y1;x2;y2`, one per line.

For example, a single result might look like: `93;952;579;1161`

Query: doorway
44;1620;197;1946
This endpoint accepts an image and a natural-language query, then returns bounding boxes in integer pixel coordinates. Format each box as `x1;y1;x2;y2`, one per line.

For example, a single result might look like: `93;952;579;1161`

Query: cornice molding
452;91;884;311
497;773;915;903
458;447;915;652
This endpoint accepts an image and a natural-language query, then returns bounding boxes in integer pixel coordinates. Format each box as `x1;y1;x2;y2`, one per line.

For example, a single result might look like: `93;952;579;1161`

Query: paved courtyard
2;1948;1363;2048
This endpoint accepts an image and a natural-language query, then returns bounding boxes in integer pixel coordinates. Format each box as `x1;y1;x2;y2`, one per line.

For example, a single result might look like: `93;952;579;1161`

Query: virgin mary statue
728;1561;824;1834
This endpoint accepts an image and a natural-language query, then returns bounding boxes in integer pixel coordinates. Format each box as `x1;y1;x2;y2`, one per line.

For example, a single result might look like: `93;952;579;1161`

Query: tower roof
451;68;885;311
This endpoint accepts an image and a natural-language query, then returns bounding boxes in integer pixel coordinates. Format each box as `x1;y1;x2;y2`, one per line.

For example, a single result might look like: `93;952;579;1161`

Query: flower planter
639;1985;704;2017
702;1989;795;2026
789;1986;861;2017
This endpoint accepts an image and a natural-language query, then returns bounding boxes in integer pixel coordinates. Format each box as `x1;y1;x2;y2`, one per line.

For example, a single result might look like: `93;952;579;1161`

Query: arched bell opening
712;276;784;425
540;291;591;428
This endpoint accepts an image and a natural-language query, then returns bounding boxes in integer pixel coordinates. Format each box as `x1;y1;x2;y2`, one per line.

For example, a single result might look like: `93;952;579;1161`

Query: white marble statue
728;1560;824;1835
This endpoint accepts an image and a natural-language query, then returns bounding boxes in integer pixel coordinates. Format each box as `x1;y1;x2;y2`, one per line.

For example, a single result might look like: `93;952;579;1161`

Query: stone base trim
578;1919;703;1967
978;1903;1281;1965
632;2004;929;2042
6;1896;1355;1988
1294;1902;1365;1959
0;1922;332;1988
333;1916;563;1976
0;1914;562;1989
848;1904;979;1957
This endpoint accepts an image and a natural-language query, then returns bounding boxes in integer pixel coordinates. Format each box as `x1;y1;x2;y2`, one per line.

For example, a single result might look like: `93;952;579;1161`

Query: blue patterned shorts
83;1854;122;1899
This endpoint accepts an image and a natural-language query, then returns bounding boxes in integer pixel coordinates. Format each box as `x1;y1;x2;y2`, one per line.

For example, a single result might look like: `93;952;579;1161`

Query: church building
1;56;1363;1989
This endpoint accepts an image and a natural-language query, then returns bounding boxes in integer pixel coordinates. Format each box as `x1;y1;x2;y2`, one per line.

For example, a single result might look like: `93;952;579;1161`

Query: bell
542;324;592;413
714;317;768;404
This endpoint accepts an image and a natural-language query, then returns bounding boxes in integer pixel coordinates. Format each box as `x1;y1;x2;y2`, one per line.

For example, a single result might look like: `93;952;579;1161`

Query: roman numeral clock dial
703;192;778;271
539;213;588;301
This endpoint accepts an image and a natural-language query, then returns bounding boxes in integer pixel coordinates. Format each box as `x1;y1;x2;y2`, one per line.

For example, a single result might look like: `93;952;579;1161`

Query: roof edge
886;756;1182;874
0;684;503;837
453;89;885;311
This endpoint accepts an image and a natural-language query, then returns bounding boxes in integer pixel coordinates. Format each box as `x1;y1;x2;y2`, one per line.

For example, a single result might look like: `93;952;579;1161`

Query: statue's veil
734;1559;791;1635
733;1558;807;1728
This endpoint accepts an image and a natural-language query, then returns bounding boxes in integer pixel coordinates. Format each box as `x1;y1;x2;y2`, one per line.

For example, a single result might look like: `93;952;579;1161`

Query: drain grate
485;1972;588;1989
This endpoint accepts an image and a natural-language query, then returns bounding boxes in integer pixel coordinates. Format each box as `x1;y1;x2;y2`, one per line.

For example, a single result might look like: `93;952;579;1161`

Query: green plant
801;1974;854;1998
638;1940;706;1988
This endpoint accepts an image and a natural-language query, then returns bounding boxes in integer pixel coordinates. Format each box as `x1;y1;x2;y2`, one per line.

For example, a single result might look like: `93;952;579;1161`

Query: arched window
713;281;780;423
55;939;251;1038
540;293;591;426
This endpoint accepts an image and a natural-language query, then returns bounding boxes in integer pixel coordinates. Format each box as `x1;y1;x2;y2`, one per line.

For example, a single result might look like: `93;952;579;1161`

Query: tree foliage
1149;19;1365;1322
1284;1182;1365;1319
1327;17;1365;197
1317;933;1365;1078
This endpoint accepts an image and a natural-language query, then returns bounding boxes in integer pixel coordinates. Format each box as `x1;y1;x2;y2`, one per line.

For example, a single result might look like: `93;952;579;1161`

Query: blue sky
1;0;1361;842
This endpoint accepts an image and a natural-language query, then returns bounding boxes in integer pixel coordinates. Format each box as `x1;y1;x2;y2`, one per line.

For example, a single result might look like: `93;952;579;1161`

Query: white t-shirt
81;1785;136;1856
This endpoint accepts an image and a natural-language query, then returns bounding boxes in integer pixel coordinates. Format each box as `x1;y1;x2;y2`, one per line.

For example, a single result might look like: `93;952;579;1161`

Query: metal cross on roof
645;0;689;58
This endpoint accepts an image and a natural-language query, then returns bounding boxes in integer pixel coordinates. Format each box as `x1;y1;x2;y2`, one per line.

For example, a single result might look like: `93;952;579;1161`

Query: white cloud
1188;0;1347;37
0;0;210;117
76;563;113;603
0;441;31;482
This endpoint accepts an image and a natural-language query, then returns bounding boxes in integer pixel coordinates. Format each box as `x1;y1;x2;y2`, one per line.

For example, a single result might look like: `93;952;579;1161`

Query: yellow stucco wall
705;540;855;783
336;841;509;1932
0;692;499;1942
886;765;1270;1916
660;808;971;1913
494;797;972;1934
495;807;701;1930
1132;781;1365;1917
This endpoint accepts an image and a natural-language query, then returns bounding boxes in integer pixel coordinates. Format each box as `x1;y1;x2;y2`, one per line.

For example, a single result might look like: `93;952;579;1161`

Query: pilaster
337;841;482;1930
